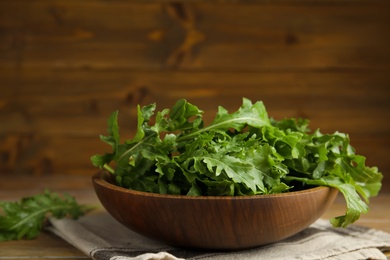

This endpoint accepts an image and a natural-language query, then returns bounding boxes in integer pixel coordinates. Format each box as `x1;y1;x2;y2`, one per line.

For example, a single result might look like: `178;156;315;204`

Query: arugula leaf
0;190;91;241
284;175;369;228
91;110;121;174
177;98;270;142
91;98;383;228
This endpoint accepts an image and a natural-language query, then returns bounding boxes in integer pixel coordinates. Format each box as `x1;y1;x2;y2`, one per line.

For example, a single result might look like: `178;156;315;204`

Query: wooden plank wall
1;0;389;191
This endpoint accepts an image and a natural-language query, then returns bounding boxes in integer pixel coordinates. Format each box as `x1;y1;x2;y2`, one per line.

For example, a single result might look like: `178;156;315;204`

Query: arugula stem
117;132;157;163
177;117;270;142
103;164;115;174
9;204;81;231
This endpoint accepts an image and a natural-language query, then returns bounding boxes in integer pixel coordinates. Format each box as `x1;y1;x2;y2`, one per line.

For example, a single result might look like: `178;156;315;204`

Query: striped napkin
48;212;390;260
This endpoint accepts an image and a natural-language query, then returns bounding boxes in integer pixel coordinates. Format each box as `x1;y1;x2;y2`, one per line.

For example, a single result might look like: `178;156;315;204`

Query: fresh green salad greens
91;98;382;227
0;190;90;241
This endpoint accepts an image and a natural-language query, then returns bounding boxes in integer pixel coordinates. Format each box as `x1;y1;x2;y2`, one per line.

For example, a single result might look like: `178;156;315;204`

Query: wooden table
1;175;389;259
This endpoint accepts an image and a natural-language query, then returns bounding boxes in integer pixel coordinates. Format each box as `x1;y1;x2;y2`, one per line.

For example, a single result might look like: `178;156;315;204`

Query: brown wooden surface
1;1;390;188
1;1;389;70
0;175;389;259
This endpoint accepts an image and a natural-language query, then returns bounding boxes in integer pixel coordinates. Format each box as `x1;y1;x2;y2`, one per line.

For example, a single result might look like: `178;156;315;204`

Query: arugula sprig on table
91;98;382;228
0;190;90;241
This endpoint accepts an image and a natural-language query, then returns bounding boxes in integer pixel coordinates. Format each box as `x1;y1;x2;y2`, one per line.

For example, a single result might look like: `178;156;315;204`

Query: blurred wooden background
1;0;389;191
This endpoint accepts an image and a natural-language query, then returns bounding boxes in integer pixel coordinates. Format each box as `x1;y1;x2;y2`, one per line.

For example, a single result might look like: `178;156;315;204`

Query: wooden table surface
0;175;389;259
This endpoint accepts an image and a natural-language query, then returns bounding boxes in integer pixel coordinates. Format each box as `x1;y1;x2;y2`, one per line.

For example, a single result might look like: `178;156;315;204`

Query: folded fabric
48;212;390;260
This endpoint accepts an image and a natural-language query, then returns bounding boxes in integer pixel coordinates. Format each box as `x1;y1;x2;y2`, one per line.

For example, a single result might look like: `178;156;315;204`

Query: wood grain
1;1;389;70
0;0;389;191
0;230;89;260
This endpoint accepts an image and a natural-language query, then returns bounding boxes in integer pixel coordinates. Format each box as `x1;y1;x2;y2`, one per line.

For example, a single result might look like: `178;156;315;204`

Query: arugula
91;98;382;227
0;190;90;241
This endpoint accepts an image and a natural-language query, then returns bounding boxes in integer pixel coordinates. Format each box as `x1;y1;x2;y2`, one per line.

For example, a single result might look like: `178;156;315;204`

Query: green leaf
177;98;270;141
201;154;261;193
90;153;114;169
100;110;120;151
133;104;156;142
0;190;91;241
187;184;202;196
285;175;368;227
199;179;235;196
168;99;204;132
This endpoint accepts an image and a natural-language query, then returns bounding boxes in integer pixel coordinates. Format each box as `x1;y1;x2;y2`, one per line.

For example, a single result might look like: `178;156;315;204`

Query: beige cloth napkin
48;212;390;260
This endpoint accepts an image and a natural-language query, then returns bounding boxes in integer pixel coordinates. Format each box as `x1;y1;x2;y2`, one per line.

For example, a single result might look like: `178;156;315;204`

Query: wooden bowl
92;171;338;250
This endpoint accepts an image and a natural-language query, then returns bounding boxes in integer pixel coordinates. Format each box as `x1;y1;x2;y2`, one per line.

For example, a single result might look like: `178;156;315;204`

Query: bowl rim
92;171;332;200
